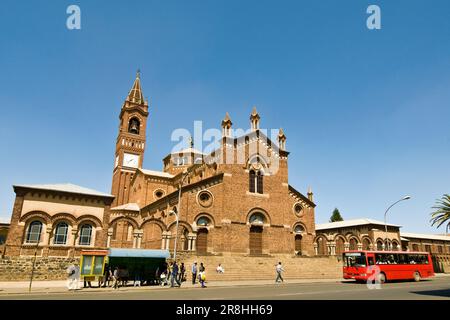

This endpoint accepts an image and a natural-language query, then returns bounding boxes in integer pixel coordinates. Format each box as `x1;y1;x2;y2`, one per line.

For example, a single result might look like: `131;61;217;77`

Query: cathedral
3;72;316;259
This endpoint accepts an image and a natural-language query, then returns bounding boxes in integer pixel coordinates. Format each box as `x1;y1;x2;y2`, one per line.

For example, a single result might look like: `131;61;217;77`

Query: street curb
0;279;346;296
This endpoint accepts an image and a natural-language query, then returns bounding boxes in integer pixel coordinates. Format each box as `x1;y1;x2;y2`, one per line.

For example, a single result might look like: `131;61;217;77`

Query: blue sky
0;0;449;233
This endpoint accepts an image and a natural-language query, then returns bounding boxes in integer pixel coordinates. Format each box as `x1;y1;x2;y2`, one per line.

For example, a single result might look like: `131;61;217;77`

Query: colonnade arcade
314;233;401;255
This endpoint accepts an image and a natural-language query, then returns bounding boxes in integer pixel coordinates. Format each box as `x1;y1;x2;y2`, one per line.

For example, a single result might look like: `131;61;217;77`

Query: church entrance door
196;228;208;254
249;225;263;255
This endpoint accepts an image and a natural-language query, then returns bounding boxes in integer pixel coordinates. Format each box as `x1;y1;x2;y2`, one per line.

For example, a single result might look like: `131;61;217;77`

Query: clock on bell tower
111;70;149;207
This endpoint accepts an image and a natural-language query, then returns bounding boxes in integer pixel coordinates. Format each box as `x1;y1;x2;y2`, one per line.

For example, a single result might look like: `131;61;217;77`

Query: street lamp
170;169;190;262
384;195;411;251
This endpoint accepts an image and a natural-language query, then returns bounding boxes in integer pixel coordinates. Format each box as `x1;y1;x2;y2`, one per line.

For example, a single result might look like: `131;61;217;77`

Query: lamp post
28;230;42;292
171;170;190;262
384;195;411;251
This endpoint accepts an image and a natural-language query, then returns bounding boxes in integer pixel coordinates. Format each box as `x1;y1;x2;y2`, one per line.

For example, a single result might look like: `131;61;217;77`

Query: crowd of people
66;260;223;290
67;260;287;290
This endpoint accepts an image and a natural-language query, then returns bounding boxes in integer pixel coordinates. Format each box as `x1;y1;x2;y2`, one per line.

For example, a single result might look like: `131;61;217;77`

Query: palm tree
430;194;450;233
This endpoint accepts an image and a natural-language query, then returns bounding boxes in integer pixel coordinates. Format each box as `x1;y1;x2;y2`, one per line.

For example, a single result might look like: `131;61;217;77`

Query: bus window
343;252;367;267
398;254;408;264
375;253;387;264
368;257;375;266
387;254;398;264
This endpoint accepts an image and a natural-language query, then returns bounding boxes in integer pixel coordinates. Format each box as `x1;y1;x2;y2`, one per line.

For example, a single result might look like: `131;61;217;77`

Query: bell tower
111;71;149;207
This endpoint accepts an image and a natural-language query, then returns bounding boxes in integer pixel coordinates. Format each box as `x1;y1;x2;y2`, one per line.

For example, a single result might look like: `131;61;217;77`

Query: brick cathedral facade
3;72;317;258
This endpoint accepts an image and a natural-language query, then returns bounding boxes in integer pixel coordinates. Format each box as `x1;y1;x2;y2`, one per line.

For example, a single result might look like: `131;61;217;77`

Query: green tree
330;208;344;222
430;194;450;232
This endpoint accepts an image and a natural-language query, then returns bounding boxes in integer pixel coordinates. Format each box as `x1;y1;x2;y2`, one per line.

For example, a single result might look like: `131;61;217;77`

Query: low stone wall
0;256;78;281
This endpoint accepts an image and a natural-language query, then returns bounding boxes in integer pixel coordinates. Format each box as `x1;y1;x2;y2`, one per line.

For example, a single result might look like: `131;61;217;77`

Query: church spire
278;128;286;150
221;112;232;137
126;70;146;105
250;106;260;131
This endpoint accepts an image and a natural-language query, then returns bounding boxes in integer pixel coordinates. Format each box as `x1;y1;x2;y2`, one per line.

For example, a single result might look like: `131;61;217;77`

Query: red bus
343;250;434;283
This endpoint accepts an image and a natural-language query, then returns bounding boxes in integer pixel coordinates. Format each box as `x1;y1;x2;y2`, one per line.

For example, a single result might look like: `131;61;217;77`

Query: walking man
171;261;181;287
191;261;198;285
112;267;119;290
275;262;284;283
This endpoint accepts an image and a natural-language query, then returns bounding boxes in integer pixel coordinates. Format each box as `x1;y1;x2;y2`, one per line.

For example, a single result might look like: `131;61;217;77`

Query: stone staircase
176;253;342;281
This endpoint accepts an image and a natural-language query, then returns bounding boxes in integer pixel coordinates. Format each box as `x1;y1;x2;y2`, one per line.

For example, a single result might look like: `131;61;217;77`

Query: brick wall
0;257;79;281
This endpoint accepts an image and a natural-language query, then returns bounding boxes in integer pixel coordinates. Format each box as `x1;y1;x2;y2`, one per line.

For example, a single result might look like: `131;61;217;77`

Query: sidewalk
1;273;449;296
0;278;346;295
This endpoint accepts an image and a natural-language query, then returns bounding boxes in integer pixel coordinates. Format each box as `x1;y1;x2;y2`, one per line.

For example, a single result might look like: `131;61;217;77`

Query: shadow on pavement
410;289;450;298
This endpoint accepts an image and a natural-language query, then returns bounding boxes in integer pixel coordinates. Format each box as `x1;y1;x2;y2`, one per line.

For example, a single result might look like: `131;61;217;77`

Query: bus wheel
413;272;421;282
378;273;386;284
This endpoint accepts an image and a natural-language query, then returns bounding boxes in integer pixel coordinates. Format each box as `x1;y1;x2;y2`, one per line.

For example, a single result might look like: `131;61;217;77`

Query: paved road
1;278;449;300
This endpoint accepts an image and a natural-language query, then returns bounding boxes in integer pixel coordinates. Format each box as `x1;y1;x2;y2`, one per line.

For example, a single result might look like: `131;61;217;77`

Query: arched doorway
249;225;263;255
196;228;208;254
294;225;304;255
141;222;163;249
295;235;303;254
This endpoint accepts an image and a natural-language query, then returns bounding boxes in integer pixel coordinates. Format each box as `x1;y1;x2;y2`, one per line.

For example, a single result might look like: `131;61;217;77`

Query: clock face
123;153;139;168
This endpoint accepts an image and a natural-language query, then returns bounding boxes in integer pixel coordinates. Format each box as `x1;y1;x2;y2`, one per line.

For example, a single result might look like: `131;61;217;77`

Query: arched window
377;240;383;251
54;222;69;245
197;216;211;227
128;117;140;134
316;237;327;255
249;213;265;225
26;221;42;243
249;170;263;194
335;237;345;255
362;238;371;250
256;171;263;194
249;170;256;193
349;238;358;251
294;225;305;234
79;224;93;246
392;241;399;251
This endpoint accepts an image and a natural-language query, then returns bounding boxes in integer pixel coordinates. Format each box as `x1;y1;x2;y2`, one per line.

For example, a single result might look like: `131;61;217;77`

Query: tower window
128;118;140;134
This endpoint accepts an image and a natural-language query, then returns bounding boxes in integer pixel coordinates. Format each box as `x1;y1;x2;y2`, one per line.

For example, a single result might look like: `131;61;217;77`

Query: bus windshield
343;252;367;267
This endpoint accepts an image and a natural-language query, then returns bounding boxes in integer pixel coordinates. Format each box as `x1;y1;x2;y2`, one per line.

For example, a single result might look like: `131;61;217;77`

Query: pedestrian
216;264;224;273
191;261;198;285
275;262;284;283
179;262;186;282
160;270;168;286
198;263;206;288
134;268;142;287
171;261;181;287
66;263;80;291
84;277;92;288
112;267;120;290
99;263;109;288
